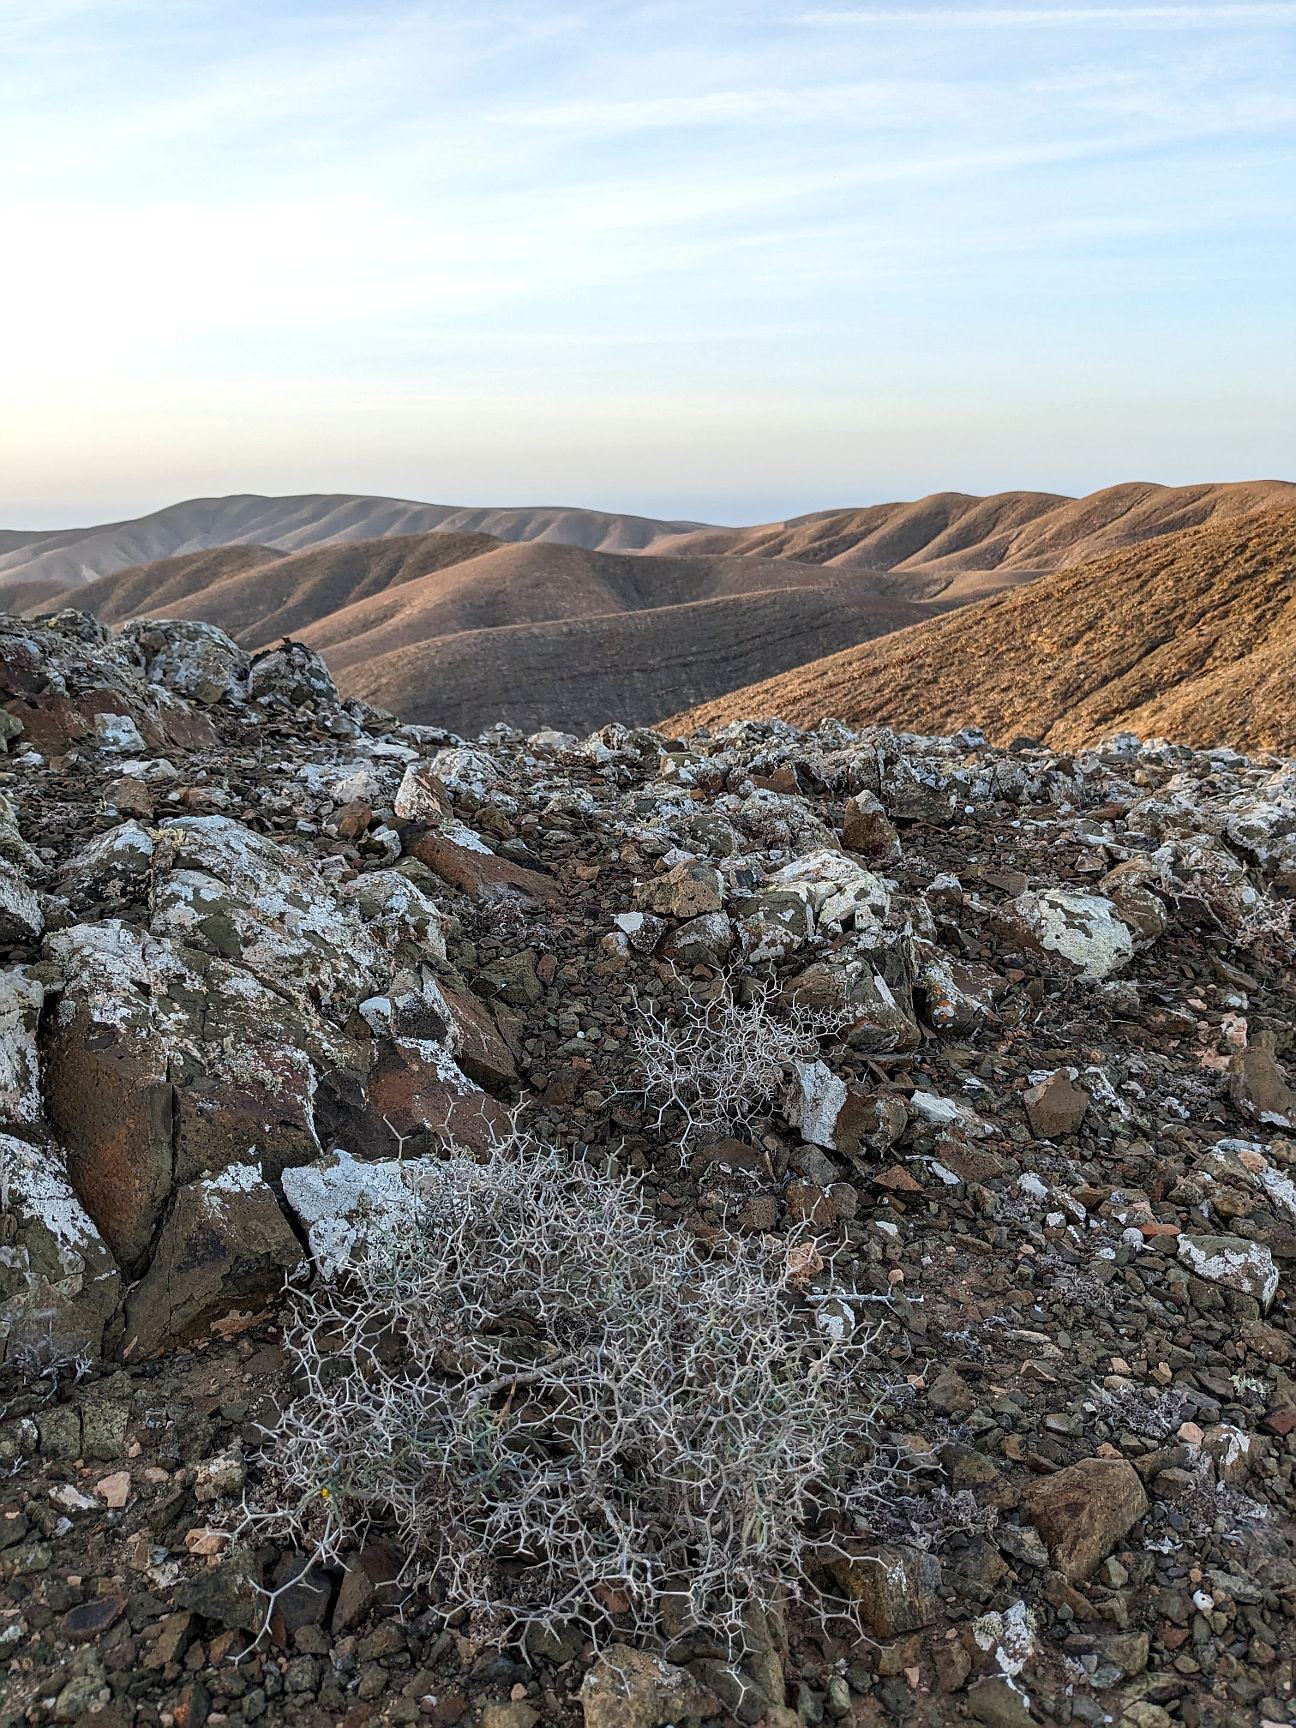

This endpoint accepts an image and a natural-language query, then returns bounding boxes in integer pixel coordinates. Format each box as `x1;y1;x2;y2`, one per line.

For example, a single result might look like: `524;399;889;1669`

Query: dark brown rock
123;1167;305;1355
826;1543;941;1636
1022;1456;1149;1581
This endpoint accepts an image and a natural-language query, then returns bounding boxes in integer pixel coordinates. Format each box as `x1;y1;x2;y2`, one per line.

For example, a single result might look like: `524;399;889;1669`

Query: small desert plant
248;1134;893;1645
630;981;847;1149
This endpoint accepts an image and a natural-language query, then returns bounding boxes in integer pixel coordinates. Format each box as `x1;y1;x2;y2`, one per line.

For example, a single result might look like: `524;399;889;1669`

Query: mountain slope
337;584;931;736
52;529;930;732
66;533;504;647
665;503;1296;754
6;479;1292;600
648;480;1296;591
0;493;710;592
300;541;895;672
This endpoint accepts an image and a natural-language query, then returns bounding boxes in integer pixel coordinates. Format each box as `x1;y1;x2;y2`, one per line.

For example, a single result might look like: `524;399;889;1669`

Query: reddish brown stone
1023;1456;1148;1581
438;983;517;1089
45;1012;174;1272
357;1042;512;1158
404;827;558;905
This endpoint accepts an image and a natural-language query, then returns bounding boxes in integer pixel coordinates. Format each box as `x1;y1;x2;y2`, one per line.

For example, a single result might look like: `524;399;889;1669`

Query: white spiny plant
248;1132;894;1647
629;980;849;1150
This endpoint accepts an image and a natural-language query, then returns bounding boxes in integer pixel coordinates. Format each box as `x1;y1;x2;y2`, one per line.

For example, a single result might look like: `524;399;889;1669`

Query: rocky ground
3;608;1296;1728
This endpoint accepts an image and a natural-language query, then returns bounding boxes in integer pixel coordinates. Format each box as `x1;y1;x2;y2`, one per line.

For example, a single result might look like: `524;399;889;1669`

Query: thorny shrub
247;1136;898;1646
629;981;849;1150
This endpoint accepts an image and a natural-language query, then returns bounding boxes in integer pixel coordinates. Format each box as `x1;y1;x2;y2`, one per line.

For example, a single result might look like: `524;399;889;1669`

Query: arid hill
650;479;1296;591
58;529;930;732
68;533;504;646
7;479;1292;600
339;583;929;736
0;492;709;593
665;503;1296;754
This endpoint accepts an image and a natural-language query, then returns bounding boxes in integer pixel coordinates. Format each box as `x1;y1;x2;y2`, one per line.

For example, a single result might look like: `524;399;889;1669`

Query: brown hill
0;493;711;593
68;533;504;647
648;479;1296;593
54;529;930;733
301;541;906;672
338;584;929;737
665;503;1296;754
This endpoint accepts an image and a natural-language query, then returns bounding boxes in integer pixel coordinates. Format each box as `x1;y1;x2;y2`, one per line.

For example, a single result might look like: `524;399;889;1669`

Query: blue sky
1;1;1293;527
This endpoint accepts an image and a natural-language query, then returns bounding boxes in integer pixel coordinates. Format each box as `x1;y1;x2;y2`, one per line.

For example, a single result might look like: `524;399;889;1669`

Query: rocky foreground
3;609;1296;1728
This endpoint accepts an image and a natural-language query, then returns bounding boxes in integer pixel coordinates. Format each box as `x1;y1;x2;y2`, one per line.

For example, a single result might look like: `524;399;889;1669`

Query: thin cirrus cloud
798;5;1296;23
0;0;1292;523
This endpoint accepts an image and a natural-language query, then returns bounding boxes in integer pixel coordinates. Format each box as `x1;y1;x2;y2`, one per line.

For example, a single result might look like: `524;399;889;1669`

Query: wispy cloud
0;0;1292;520
799;5;1296;24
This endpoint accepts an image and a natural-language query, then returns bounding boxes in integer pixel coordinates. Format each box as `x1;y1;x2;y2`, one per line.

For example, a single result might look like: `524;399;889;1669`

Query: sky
1;1;1293;528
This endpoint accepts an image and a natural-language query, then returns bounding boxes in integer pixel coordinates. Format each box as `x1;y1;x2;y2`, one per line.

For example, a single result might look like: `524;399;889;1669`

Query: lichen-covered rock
658;911;734;967
636;860;725;919
769;848;890;933
826;1542;941;1635
841;789;901;860
913;942;1005;1033
782;934;919;1053
0;857;43;946
120;618;250;706
281;1148;422;1278
53;821;155;915
994;888;1135;981
249;637;339;708
153;815;385;1014
0;1133;120;1363
579;1644;718;1728
42;919;350;1266
123;1164;305;1355
1177;1232;1279;1309
0;967;43;1126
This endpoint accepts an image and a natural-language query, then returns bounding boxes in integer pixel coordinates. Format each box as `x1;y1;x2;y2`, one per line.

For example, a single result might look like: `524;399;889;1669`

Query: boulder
781;934;919;1054
993;888;1135;981
1230;1046;1296;1130
152;815;384;1017
0;858;42;945
282;1149;421;1278
0;1133;121;1363
124;1165;305;1356
120;619;249;706
248;639;338;708
404;826;558;905
1177;1233;1279;1309
736;886;815;961
636;860;725;919
43;922;183;1269
914;944;1005;1034
1022;1068;1090;1138
658;911;734;968
841;790;902;860
1022;1456;1148;1581
579;1644;718;1728
53;821;154;915
927;1364;976;1418
768;848;891;933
